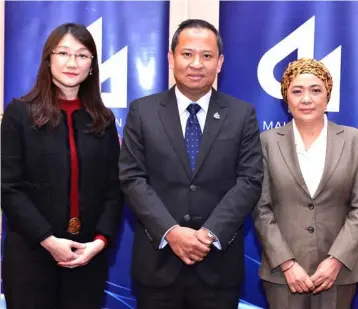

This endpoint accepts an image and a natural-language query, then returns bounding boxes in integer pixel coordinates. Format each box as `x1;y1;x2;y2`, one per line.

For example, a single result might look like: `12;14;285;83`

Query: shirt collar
175;86;212;116
293;114;328;151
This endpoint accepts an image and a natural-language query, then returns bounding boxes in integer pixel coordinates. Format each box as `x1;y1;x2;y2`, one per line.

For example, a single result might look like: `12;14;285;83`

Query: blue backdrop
219;2;358;308
2;1;358;309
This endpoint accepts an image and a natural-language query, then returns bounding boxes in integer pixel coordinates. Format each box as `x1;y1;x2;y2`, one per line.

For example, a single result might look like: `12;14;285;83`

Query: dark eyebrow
55;46;90;53
291;84;323;88
180;48;214;54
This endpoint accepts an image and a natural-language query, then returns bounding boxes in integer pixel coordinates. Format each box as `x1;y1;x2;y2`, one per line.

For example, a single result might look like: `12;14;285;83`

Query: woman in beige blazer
253;58;358;309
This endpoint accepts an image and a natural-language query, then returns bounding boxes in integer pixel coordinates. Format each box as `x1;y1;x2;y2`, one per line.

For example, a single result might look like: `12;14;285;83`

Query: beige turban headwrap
281;58;333;103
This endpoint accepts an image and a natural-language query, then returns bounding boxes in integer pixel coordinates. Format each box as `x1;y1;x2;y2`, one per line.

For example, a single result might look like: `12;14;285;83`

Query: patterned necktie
185;103;202;172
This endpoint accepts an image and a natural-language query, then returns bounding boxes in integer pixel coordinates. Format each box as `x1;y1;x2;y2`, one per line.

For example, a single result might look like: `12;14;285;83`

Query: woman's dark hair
21;23;114;135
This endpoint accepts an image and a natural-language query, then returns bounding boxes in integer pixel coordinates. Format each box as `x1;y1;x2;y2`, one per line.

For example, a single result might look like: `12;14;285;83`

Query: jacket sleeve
202;105;263;251
252;133;295;271
119;100;177;248
328;159;358;270
1;101;52;243
95;120;123;245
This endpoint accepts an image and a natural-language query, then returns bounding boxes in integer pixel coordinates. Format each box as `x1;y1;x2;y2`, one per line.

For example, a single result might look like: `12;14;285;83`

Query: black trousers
136;265;240;309
2;231;108;309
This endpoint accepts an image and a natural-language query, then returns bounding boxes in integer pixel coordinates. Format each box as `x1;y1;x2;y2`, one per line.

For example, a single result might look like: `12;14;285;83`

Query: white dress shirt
159;87;221;250
292;115;328;198
175;86;211;136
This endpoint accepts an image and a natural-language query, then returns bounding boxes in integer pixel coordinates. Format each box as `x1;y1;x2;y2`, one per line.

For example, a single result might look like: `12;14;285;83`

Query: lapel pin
213;112;220;120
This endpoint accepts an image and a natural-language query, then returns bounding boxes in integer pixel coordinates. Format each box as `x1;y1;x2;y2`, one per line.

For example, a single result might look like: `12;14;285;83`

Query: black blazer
1;100;122;245
119;87;263;288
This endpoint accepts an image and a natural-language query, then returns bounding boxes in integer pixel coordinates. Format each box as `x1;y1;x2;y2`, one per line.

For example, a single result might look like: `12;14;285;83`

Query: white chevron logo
87;17;128;108
257;16;341;112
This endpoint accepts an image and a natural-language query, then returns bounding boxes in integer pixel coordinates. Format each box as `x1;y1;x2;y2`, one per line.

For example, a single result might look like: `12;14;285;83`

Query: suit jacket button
189;185;197;191
184;214;191;222
308;226;315;233
308;204;314;210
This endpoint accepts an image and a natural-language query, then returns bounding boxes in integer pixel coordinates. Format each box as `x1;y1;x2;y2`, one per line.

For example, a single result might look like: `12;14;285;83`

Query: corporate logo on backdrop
87;17;128;110
257;16;342;113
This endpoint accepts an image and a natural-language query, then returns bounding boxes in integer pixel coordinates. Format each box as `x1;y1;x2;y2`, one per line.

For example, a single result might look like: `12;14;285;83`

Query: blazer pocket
24;181;51;190
144;229;154;242
228;232;238;245
216;135;238;142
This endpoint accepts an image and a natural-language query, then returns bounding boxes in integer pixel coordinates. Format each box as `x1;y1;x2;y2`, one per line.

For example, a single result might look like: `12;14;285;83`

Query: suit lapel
276;122;311;196
157;87;192;180
313;121;345;199
192;89;228;179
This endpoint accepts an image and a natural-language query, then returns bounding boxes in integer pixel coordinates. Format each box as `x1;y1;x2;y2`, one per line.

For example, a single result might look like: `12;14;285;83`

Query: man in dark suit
119;19;263;309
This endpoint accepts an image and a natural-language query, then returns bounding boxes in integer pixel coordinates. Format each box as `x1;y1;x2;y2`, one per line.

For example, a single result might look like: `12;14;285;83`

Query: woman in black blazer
1;23;123;309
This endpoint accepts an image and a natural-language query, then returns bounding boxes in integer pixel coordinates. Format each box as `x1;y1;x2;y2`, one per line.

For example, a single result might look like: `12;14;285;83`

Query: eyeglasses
51;50;94;63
